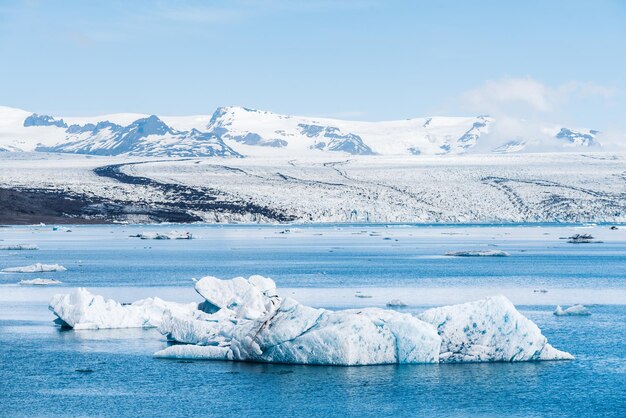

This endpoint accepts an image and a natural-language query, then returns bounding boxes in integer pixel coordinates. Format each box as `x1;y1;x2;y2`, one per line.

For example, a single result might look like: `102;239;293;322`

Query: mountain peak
23;113;67;128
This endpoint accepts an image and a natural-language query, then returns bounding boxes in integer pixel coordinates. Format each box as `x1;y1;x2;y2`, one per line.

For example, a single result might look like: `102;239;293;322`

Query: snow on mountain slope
0;105;604;157
37;115;241;157
206;106;491;156
0;106;67;151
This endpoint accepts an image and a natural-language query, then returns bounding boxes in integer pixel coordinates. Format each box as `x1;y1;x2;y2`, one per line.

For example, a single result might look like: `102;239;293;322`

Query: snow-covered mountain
0;105;602;158
37;115;240;157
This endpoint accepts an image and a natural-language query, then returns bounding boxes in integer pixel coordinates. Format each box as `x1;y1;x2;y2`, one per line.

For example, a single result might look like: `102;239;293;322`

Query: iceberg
158;277;441;365
445;250;510;257
2;263;66;273
134;231;193;240
49;288;199;330
50;276;573;365
19;278;62;286
386;299;408;307
554;304;591;316
0;244;39;250
566;234;602;244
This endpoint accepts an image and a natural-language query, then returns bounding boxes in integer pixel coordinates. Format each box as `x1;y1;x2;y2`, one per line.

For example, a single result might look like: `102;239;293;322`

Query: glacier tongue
49;277;573;365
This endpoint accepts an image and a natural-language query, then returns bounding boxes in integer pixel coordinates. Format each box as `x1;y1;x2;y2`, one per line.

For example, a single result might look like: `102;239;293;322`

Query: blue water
1;224;625;288
1;224;625;416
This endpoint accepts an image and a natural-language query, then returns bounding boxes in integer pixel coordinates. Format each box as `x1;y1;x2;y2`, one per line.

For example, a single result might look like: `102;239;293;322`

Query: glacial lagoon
1;224;625;416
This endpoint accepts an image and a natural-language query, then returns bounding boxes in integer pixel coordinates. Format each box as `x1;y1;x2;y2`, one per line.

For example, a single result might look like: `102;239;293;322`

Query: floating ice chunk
386;299;408;307
49;276;573;365
445;250;510;257
157;276;571;365
2;263;66;273
0;244;39;250
49;288;199;330
154;344;231;360
566;234;602;244
554;304;591;316
136;231;193;240
418;295;573;362
156;294;441;365
19;278;62;285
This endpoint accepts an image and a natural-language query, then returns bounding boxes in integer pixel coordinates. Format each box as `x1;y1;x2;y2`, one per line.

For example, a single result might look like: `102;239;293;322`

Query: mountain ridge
0;105;601;158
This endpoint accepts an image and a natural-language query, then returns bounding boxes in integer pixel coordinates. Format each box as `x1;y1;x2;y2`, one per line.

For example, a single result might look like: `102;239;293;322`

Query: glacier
49;276;573;365
1;153;625;224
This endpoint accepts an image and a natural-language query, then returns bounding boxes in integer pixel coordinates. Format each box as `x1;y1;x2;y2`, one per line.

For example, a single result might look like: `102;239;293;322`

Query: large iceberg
49;275;573;365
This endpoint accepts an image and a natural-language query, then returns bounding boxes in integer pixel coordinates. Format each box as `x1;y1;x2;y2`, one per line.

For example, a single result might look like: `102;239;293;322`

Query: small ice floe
19;278;63;286
50;276;573;365
386;299;408;307
2;263;67;273
0;244;39;250
566;234;602;244
445;250;510;257
135;231;193;240
554;304;591;316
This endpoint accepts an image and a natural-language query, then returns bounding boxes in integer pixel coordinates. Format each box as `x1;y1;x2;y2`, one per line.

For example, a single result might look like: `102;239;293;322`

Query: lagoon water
1;224;626;416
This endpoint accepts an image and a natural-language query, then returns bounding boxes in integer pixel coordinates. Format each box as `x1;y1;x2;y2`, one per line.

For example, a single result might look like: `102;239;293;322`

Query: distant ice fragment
2;263;66;273
19;278;62;285
0;244;39;250
554;304;591;316
386;299;408;307
134;231;193;240
566;234;602;244
445;250;510;257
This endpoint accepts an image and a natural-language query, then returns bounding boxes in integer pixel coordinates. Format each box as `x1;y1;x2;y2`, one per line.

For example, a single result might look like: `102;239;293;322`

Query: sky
0;0;625;134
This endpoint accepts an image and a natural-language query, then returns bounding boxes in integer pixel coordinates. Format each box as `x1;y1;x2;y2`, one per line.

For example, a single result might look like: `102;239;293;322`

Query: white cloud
462;76;615;116
463;77;553;113
461;77;619;151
